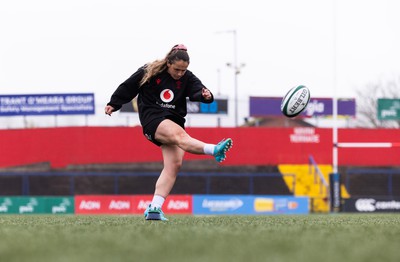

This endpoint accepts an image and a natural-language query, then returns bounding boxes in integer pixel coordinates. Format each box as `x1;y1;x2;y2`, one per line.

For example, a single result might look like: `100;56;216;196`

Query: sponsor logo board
75;195;192;215
343;198;400;212
132;195;192;214
193;195;309;215
250;97;355;117
75;195;134;214
0;197;74;214
0;93;95;116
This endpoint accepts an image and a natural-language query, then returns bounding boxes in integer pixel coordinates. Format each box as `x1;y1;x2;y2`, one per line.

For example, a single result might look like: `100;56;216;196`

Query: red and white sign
75;195;135;214
132;195;192;214
75;195;193;215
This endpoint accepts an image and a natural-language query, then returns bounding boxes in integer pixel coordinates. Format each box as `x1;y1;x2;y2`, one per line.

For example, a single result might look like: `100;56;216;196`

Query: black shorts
142;116;185;147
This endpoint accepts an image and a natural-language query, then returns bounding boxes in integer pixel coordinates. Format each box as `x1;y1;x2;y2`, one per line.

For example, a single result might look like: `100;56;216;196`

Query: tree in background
355;77;400;128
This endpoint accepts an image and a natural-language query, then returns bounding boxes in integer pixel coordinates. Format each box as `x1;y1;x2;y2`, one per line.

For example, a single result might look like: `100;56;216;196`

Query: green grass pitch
0;214;399;262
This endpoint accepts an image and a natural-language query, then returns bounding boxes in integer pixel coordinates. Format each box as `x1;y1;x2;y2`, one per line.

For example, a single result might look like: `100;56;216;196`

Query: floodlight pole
233;29;239;127
216;29;244;127
226;29;239;127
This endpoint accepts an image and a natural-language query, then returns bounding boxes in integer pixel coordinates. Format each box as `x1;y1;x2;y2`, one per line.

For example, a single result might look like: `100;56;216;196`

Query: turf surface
0;214;399;262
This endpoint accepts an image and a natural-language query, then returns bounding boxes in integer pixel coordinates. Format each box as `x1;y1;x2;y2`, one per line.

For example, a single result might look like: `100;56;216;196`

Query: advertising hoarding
0;93;95;116
0;195;308;215
377;98;400;120
342;197;400;213
75;195;135;214
132;195;192;214
75;195;192;215
0;197;74;214
193;195;309;215
250;97;355;117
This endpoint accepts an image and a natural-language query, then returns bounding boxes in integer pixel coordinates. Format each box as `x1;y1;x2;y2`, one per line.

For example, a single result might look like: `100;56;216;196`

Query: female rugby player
105;44;233;221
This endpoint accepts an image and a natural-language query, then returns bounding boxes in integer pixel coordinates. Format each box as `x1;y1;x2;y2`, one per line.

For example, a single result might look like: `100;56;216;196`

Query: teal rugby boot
213;138;233;163
145;205;168;221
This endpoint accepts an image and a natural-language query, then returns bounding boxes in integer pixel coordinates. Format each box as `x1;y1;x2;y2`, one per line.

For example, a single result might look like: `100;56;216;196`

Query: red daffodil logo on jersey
160;89;174;103
156;78;161;85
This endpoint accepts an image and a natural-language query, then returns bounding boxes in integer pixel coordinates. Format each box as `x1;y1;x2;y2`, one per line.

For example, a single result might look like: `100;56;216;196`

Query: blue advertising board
193;195;309;215
250;97;355;117
0;93;95;116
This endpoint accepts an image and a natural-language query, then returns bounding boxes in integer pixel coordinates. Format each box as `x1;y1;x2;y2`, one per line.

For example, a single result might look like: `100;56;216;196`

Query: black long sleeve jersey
107;66;214;127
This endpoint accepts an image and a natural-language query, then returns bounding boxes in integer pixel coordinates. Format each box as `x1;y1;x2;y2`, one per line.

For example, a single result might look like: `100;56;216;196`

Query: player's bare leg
155;144;184;198
145;144;184;221
145;119;233;221
155;119;233;161
155;119;206;154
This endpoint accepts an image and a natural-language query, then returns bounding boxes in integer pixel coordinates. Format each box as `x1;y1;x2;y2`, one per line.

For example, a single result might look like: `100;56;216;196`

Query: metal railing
344;168;400;197
0;171;295;196
308;155;330;195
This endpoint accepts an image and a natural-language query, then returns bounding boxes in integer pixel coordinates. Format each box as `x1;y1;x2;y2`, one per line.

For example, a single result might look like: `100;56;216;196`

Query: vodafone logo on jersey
160;89;174;103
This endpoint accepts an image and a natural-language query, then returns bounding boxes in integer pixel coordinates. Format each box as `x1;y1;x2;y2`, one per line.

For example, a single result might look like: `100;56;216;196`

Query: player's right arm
105;66;145;115
104;105;115;116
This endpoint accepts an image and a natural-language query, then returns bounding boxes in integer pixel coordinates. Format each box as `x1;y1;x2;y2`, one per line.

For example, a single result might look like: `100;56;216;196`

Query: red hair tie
172;44;187;51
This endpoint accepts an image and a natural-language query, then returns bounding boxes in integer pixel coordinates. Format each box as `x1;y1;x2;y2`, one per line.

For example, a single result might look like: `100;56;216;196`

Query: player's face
167;60;189;80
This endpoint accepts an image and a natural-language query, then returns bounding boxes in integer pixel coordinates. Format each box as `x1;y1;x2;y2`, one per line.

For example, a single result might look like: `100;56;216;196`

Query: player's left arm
187;71;214;104
201;87;213;102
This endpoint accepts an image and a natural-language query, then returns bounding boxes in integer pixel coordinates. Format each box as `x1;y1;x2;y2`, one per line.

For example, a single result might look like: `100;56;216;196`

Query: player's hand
202;88;212;101
104;105;115;116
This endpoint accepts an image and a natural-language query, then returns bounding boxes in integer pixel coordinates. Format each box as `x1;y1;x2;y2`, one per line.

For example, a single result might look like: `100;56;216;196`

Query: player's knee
166;160;182;174
177;131;192;145
174;160;183;172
